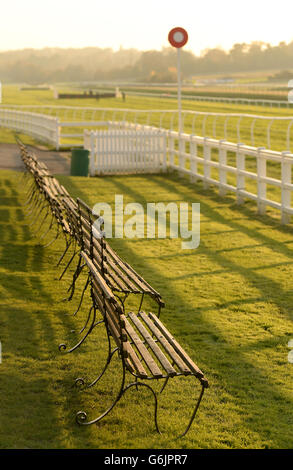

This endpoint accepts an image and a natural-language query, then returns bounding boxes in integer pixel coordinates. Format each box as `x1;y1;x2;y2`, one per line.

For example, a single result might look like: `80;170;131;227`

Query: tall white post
177;48;182;135
168;27;188;133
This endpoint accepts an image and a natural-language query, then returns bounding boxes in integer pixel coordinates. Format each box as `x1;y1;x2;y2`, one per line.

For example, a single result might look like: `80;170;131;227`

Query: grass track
0;168;293;448
2;85;293;151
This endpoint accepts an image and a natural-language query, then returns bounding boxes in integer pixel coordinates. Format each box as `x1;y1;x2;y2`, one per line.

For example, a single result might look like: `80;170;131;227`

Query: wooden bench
75;249;208;437
59;196;165;353
18;141;78;252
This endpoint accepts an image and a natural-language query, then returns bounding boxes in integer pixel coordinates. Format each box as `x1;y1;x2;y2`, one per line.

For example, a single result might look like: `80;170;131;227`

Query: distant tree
1;40;293;84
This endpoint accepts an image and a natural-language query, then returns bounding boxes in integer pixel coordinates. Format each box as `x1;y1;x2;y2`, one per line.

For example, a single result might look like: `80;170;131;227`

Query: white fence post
161;131;167;171
203;138;211;189
178;135;185;175
257;147;267;215
90;131;96;176
219;139;227;196
281;151;292;224
190;135;198;183
169;132;175;167
236;143;245;205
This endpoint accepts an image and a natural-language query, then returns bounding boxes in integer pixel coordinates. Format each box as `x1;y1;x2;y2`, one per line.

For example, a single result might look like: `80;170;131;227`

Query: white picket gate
84;127;167;176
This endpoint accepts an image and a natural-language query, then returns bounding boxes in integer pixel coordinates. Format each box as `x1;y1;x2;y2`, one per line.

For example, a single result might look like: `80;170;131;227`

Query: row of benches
18;140;208;437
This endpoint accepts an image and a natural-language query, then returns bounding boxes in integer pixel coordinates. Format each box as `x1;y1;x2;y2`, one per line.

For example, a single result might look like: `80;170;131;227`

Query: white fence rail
0;108;112;149
92;121;293;224
2;105;293;152
84;127;167;176
124;90;292;108
168;131;293;224
0;108;59;148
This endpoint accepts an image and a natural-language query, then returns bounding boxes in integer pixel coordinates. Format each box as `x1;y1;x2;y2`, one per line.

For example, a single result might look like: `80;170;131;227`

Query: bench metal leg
77;297;95;334
42;223;60;248
179;379;207;438
56;236;72;267
59;250;77;281
66;274;90;317
65;257;85;301
76;362;126;426
23;182;36;207
75;330;119;389
76;363;161;434
29;202;49;231
85;347;119;389
24;185;41;212
37;213;54;242
23;192;40;218
123;382;161;434
59;305;96;354
32;205;50;235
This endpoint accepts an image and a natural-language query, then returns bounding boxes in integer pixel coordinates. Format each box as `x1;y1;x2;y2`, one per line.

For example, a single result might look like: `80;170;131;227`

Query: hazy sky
1;0;293;54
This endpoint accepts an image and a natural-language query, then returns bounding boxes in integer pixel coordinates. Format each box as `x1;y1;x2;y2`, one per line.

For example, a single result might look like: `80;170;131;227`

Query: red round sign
168;27;188;48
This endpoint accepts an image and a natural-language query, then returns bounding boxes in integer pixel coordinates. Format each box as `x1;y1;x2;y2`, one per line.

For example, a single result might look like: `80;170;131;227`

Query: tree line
1;40;293;84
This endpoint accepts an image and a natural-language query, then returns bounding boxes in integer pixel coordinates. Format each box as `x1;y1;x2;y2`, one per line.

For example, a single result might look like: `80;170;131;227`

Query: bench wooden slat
122;342;148;378
123;315;163;378
128;312;177;377
91;277;125;329
122;259;163;301
81;252;115;302
148;312;205;379
139;311;191;375
106;244;156;296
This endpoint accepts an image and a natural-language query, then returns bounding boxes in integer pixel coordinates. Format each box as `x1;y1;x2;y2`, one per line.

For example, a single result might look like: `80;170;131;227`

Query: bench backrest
76;197;164;306
81;250;149;377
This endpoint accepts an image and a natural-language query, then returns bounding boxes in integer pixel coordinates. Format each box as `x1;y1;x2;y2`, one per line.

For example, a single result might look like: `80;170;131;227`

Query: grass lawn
0;167;293;449
2;85;293;151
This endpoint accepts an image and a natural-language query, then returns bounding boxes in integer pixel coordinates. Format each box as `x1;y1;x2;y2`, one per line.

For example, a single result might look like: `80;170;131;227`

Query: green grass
2;84;293;151
1;168;293;449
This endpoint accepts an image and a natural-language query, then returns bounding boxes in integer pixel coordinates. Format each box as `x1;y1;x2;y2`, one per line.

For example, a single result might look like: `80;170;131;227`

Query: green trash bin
70;148;89;176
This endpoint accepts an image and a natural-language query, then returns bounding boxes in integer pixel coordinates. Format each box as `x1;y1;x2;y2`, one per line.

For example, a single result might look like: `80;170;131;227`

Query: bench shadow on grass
0;176;101;448
65;172;293;447
0;308;93;449
0;178;21;207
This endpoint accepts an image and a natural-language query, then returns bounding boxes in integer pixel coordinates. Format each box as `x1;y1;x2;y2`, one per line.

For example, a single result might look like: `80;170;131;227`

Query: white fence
2;105;293;152
91;121;293;224
0;108;111;149
84;127;167;176
0;108;59;147
124;90;292;108
166;130;293;225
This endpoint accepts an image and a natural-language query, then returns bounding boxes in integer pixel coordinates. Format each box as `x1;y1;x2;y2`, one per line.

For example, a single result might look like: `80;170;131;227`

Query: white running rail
124;90;293;108
1;105;293;152
0;108;60;148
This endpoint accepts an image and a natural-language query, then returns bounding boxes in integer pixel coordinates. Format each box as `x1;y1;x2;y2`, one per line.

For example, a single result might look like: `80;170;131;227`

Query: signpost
168;27;188;134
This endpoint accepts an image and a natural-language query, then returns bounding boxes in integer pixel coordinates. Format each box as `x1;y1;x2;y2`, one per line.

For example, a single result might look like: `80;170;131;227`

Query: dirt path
0;144;71;175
